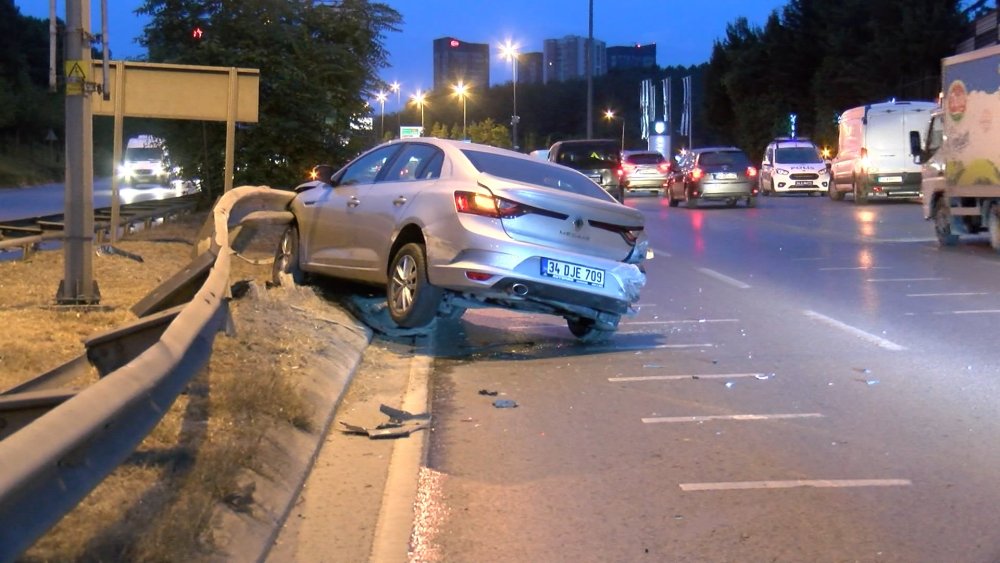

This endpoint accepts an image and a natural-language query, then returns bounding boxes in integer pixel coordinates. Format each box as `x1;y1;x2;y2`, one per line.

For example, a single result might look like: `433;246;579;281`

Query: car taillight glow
465;271;493;281
616;167;625;176
690;167;704;180
454;191;529;218
746;166;758;177
658;162;670;173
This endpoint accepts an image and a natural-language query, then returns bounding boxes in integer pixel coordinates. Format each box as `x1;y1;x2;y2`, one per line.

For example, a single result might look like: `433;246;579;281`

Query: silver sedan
273;138;649;341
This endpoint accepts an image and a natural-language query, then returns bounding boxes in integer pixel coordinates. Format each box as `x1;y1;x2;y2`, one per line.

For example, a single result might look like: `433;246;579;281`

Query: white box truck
829;100;937;203
912;44;1000;251
118;135;171;187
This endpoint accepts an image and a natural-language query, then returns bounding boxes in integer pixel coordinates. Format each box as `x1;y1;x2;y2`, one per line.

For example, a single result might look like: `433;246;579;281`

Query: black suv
547;139;624;202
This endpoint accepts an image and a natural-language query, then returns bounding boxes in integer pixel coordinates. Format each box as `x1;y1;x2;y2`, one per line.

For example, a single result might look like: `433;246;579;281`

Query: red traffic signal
192;26;204;40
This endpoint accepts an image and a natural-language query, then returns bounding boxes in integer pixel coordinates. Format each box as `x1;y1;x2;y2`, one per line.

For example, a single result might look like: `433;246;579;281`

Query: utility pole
57;0;100;304
586;0;594;139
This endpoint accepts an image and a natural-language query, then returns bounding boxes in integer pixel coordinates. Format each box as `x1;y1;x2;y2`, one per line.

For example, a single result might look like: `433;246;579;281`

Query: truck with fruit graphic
912;44;1000;251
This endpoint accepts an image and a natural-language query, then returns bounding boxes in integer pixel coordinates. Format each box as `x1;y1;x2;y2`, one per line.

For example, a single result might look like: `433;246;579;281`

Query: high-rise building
433;37;489;91
607;43;657;70
519;52;544;85
543;35;606;83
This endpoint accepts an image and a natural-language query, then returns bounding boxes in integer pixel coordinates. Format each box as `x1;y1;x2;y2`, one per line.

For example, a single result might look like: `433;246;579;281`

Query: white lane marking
874;237;937;243
802;310;906;351
696;268;751;289
597;343;715;351
610;373;766;382
642;413;823;424
868;277;945;282
907;292;989;297
819;266;890;271
679;479;912;492
936;309;1000;315
623;319;739;325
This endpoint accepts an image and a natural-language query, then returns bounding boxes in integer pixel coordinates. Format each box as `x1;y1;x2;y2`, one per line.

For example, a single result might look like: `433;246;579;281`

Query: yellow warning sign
65;60;86;95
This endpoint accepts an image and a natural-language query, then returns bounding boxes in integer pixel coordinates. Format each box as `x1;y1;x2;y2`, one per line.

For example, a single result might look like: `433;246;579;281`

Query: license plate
795;180;813;186
541;258;605;287
880;176;903;183
715;172;737;180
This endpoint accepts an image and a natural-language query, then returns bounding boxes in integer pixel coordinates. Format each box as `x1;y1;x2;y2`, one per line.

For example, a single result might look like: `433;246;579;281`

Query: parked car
547;139;625;202
664;147;759;208
273;138;649;341
618;150;670;197
759;137;830;196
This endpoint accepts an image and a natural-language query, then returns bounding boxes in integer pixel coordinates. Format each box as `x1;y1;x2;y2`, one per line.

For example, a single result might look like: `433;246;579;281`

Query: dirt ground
0;210;373;560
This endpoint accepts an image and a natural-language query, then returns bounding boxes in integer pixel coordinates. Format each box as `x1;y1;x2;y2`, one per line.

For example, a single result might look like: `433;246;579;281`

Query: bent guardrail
0;186;294;560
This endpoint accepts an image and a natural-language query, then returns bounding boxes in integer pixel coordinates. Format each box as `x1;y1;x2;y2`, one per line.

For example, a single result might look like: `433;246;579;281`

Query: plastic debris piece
97;244;144;262
339;420;429;439
725;382;735;388
380;404;430;422
478;389;499;396
643;364;663;369
493;399;518;408
853;367;872;374
865;379;880;385
691;375;700;380
754;374;771;380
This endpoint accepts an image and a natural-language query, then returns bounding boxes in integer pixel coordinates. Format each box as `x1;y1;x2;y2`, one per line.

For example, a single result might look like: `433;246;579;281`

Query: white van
829;100;936;204
119;135;171;187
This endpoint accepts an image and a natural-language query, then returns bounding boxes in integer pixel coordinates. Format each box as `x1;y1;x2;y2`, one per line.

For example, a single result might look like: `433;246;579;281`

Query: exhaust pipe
510;283;529;296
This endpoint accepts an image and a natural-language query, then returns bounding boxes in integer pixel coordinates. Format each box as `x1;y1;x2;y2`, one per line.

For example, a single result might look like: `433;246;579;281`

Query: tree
136;0;400;194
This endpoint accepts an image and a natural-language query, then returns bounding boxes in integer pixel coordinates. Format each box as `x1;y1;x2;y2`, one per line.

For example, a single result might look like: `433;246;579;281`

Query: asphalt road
413;193;1000;562
0;178;198;222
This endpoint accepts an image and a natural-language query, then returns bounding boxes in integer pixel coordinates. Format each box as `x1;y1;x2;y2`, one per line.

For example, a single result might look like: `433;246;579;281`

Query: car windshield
775;147;822;164
626;153;664;165
461;149;610;199
699;151;750;167
125;147;163;160
555;145;619;168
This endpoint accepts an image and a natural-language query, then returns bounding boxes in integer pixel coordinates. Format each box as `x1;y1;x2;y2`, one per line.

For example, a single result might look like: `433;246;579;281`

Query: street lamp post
410;90;426;132
499;41;519;150
376;90;388;141
605;109;624;151
390;81;401;134
452;81;469;139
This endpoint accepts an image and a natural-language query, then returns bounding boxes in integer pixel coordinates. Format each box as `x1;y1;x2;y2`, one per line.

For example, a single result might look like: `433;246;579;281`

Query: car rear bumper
694;180;754;199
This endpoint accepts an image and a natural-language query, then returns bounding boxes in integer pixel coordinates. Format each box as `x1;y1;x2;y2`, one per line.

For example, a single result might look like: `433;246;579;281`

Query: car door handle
303;200;317;206
348;196;360;208
393;196;407;206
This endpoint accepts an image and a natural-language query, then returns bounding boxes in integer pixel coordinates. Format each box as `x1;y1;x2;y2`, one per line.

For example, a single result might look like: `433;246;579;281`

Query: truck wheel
933;197;959;246
989;203;1000;253
828;178;844;201
853;177;868;205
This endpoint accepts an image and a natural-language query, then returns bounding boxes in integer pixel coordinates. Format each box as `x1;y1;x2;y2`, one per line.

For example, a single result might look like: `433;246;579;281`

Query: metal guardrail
0;193;201;259
0;186;294;560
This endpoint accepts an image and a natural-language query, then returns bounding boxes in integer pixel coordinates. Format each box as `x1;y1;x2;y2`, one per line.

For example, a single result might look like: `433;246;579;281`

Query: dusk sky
18;0;788;111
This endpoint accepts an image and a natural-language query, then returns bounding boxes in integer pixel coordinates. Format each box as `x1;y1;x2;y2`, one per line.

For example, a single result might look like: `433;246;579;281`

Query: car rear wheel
685;188;699;208
666;186;679;207
933;197;959;246
853;177;868;205
829;177;844;201
272;224;307;286
388;243;442;328
567;317;615;342
989;204;1000;253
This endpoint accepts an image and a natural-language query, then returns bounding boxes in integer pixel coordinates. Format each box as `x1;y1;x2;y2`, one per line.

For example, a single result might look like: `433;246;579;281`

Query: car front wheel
933;197;959;246
272;224;307;286
387;242;442;328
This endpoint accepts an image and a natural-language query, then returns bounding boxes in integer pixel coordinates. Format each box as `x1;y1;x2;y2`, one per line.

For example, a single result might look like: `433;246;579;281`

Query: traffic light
192;26;204;40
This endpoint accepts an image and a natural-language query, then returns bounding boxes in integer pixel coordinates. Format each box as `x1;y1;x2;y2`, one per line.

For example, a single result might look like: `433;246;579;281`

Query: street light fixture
410;90;427;132
390;81;401;134
499;40;520;150
452;81;469;139
375;90;388;141
604;109;624;151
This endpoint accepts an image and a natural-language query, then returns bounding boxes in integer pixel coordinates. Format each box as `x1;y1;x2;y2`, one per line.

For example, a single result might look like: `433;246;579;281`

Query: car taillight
746;166;758;177
616;167;625;177
454;191;564;220
658;162;670;173
690;167;704;180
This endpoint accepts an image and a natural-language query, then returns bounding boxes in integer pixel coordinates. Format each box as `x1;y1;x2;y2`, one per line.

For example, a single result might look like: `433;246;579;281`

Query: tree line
2;0;977;191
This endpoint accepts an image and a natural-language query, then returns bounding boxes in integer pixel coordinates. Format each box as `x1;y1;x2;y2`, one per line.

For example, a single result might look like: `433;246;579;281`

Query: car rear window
625;153;664;165
699;151;750;167
554;144;620;168
775;146;822;164
461;149;610;200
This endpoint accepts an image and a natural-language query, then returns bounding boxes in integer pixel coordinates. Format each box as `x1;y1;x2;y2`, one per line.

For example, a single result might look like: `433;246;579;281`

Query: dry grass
3;212;334;560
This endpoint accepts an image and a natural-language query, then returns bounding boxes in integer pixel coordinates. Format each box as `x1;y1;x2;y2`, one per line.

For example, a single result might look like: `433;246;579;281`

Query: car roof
551;139;619;148
692;146;744;153
621;150;663;156
769;138;816;148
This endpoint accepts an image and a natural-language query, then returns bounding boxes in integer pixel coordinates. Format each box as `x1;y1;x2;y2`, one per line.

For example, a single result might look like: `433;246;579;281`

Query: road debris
493;399;518;409
96;244;144;262
339;403;430;439
478;389;499;396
